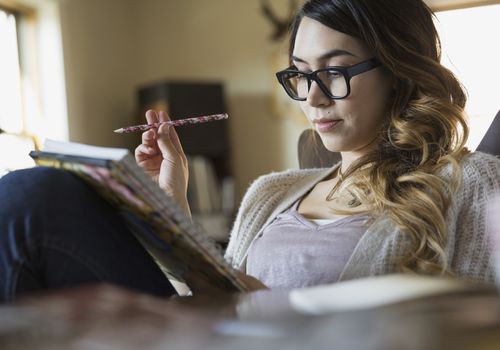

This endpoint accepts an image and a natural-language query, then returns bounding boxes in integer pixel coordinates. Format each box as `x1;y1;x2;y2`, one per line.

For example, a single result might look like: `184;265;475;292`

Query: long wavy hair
290;0;470;274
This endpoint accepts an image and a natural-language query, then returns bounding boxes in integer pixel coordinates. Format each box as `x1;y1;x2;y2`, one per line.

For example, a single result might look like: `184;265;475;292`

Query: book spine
118;157;247;290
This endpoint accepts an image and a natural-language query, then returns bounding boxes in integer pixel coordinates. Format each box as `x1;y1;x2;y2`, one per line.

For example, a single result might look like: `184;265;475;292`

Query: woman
138;0;500;289
1;0;498;300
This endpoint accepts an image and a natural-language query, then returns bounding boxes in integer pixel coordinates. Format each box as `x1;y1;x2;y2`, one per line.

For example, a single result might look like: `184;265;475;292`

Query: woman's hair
290;0;470;275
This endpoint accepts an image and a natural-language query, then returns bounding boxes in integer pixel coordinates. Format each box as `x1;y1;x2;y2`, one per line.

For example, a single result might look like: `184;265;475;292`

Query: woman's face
292;17;393;154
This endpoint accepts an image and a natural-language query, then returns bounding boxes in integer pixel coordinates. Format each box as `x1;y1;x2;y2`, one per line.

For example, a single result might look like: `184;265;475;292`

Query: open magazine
29;139;248;293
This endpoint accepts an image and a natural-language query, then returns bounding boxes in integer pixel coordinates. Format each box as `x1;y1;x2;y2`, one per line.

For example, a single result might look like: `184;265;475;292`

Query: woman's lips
313;119;343;133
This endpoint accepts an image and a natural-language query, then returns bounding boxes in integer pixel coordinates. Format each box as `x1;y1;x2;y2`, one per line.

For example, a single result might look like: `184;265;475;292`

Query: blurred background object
259;0;299;42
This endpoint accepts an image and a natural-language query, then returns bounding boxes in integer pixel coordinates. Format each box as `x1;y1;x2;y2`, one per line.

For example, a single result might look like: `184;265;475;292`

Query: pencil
114;113;229;134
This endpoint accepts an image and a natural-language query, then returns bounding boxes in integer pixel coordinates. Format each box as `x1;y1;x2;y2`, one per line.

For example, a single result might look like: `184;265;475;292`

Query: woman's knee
0;167;100;216
1;167;82;208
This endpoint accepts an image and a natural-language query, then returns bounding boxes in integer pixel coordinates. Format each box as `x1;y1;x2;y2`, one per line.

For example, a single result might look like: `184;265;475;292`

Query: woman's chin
318;136;344;153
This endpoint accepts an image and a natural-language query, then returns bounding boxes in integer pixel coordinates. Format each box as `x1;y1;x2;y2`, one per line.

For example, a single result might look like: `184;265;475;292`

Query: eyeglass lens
285;70;347;99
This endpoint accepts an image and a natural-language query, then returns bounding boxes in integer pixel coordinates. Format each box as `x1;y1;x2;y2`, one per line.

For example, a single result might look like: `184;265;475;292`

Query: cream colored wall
129;0;306;199
58;0;141;149
58;0;307;201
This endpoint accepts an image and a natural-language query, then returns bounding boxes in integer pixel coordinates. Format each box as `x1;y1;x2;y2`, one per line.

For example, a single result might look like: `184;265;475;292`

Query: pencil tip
113;128;123;134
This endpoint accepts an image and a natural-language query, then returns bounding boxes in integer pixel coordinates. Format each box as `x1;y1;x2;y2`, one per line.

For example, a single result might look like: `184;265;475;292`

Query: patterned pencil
114;113;229;134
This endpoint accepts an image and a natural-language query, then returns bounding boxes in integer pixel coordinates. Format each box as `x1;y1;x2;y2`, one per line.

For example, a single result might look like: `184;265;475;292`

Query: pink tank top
246;201;371;290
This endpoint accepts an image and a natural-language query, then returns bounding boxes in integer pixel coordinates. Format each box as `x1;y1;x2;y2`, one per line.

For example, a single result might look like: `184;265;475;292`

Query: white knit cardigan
224;152;500;285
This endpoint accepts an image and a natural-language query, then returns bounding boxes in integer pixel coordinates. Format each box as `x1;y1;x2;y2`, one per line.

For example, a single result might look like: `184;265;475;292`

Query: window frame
429;0;500;11
0;1;40;147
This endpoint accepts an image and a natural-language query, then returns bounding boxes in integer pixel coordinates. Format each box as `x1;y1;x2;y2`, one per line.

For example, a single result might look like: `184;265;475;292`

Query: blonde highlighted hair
291;0;470;274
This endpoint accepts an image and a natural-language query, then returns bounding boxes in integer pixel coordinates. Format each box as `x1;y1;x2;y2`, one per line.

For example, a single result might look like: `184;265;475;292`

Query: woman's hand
134;110;191;218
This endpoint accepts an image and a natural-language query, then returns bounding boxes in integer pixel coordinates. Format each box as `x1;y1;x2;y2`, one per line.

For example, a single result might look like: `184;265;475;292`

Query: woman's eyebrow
291;49;357;63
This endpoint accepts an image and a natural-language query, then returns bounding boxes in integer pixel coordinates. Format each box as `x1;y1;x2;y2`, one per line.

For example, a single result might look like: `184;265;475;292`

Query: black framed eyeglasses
275;58;381;101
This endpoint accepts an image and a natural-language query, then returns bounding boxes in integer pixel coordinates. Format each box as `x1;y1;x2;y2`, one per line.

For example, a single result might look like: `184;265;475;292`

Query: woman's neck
339;137;380;172
340;151;368;172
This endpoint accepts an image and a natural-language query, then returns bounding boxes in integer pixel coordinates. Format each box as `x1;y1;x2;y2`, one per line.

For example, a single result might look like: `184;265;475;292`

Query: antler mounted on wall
259;0;299;42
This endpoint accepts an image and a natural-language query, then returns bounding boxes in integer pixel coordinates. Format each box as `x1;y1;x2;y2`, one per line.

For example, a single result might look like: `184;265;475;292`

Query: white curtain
0;9;23;134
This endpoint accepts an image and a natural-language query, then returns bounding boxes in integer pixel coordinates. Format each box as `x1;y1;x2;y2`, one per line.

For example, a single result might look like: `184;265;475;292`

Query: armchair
476;110;500;157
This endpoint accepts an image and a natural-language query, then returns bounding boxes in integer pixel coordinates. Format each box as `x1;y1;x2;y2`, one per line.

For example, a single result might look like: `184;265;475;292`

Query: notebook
29;139;247;294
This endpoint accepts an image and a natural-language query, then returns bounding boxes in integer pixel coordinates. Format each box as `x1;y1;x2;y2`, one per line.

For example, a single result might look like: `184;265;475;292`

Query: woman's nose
306;81;332;107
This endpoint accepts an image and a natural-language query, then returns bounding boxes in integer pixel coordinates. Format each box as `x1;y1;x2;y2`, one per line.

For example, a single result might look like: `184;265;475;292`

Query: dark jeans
0;167;176;302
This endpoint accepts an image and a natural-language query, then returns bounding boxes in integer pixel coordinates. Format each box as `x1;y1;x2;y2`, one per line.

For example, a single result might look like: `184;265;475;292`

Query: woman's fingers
141;128;157;147
156;125;188;167
139;109;186;162
145;109;159;125
158;110;170;123
169;126;187;164
157;124;179;160
157;111;186;161
135;143;156;158
136;110;163;164
141;110;163;150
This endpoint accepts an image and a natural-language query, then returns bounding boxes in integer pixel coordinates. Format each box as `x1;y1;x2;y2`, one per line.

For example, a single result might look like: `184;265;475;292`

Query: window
0;1;67;176
0;6;36;175
434;4;500;149
0;7;23;133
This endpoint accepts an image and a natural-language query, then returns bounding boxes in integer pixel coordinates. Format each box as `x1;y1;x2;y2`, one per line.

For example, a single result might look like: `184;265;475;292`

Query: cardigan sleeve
224;174;274;267
449;152;500;284
224;168;324;268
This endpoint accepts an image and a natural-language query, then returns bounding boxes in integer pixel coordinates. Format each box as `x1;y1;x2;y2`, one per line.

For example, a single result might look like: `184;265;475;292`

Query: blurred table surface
1;283;500;350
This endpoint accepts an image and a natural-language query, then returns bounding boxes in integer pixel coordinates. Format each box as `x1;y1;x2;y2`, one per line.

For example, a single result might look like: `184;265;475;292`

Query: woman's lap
0;167;175;302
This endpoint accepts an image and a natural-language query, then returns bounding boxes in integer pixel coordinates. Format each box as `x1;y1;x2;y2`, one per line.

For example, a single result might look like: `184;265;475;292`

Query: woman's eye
326;70;342;78
294;73;309;81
